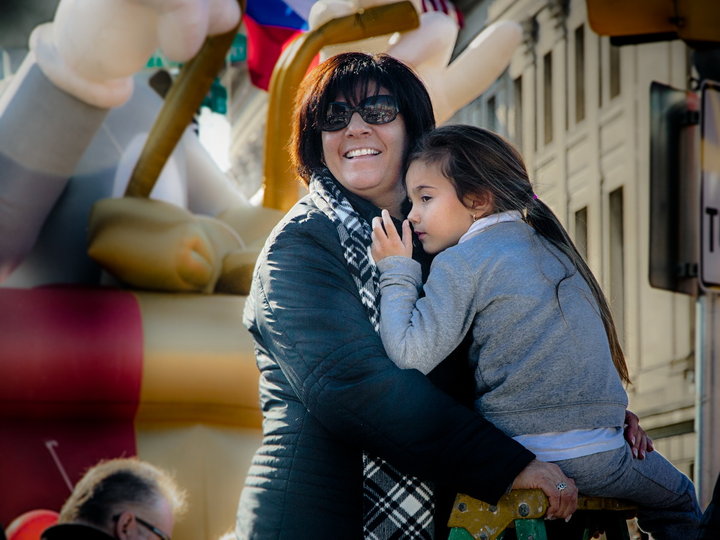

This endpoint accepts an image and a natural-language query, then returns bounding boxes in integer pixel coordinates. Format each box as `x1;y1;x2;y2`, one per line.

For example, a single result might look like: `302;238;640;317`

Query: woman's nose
345;111;371;134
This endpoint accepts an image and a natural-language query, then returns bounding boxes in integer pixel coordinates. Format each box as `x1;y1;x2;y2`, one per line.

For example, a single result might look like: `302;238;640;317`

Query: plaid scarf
309;170;435;539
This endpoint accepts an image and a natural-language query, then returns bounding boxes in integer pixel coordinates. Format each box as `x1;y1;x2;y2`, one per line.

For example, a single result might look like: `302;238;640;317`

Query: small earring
472;213;478;222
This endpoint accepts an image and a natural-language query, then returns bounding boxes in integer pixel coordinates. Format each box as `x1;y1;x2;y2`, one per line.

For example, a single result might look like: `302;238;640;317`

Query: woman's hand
371;209;413;262
624;410;654;459
511;460;578;520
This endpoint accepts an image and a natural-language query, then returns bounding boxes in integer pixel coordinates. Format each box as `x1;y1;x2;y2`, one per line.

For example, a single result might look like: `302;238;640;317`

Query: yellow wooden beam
125;4;242;198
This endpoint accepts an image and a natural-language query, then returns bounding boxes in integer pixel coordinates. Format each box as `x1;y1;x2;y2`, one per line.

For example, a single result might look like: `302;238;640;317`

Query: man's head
57;458;187;540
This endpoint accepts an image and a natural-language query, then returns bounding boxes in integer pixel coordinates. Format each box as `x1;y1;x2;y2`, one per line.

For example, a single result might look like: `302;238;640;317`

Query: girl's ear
467;191;495;218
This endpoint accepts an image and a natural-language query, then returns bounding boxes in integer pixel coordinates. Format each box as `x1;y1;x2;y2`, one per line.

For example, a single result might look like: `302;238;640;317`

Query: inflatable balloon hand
216;249;261;295
31;0;241;108
309;0;423;60
213;205;286;294
88;197;243;293
309;0;522;124
131;0;242;60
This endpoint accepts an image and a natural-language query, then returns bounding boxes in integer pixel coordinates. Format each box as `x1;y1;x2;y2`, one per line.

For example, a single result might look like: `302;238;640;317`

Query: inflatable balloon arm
421;20;523;124
385;10;458;74
33;0;241;109
0;58;109;282
0;0;241;282
309;0;522;124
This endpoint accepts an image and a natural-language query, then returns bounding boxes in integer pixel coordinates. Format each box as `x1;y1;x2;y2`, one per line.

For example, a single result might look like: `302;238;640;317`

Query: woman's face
321;86;408;211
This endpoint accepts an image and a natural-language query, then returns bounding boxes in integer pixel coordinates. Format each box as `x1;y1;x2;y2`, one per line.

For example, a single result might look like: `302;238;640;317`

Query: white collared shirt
459;210;523;244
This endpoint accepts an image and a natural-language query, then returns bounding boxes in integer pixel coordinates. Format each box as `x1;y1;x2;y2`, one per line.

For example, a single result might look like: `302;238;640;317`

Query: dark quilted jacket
236;182;534;539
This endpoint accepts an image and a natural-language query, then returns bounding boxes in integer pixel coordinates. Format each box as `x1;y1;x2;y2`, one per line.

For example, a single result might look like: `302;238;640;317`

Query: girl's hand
371;209;413;262
624;410;654;459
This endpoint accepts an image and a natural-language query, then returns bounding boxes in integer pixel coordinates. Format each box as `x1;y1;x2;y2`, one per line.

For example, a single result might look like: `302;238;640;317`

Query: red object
0;287;143;525
244;15;305;90
6;509;59;540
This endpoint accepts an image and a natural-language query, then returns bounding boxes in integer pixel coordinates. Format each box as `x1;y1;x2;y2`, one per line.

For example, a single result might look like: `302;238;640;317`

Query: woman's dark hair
290;52;436;184
408;124;630;385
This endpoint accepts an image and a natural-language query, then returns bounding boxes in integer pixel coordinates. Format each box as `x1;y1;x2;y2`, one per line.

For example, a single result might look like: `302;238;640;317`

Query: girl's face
321;86;408;214
405;160;476;254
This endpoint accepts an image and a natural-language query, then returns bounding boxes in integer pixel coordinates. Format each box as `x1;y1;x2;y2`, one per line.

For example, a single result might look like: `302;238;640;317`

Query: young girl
370;124;701;538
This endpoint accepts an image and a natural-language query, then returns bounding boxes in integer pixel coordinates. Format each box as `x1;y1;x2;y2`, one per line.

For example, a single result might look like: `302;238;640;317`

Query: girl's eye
420;195;431;203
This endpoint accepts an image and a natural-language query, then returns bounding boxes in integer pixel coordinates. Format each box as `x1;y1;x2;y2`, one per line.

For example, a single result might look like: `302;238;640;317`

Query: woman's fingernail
631;436;636;445
565;515;573;523
632;448;638;458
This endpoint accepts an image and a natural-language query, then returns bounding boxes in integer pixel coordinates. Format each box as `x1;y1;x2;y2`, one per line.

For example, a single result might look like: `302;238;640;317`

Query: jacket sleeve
378;254;479;375
247;211;534;504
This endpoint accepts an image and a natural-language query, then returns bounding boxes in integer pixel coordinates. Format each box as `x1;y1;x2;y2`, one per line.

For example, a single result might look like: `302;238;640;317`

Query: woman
237;52;613;538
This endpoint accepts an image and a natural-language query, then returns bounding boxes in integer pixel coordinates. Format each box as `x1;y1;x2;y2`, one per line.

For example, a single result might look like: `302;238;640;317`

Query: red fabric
0;287;143;419
244;15;304;90
421;0;463;27
0;286;143;525
6;509;58;540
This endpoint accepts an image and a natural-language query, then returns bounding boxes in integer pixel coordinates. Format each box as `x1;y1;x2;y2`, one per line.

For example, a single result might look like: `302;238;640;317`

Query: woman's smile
343;147;381;158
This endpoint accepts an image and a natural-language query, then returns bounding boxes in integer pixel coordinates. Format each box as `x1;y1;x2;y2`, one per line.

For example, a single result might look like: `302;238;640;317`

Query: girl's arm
377;254;479;373
371;209;478;374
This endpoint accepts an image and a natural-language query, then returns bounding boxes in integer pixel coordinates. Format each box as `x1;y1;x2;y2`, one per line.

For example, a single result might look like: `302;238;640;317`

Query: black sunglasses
113;514;171;540
320;95;399;131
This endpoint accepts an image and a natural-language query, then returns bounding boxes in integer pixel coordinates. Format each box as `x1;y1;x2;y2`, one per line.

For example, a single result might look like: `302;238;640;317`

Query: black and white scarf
309;170;435;539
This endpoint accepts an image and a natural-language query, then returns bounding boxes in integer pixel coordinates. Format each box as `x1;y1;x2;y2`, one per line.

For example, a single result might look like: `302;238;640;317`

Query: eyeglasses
135;516;171;540
320;95;399;131
113;514;171;540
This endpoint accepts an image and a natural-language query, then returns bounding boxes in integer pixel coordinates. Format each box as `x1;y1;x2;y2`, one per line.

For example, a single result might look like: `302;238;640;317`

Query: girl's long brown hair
408;125;631;385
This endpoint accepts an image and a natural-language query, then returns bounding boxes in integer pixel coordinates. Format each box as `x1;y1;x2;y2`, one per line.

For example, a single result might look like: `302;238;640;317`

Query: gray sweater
377;220;628;437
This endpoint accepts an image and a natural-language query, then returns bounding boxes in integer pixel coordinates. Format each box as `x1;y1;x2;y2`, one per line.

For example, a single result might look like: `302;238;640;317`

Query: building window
486;95;497;133
609;187;625;346
575;25;586;123
610;44;621;99
513;76;523;151
543;51;553;144
574;206;588;261
598;38;604;108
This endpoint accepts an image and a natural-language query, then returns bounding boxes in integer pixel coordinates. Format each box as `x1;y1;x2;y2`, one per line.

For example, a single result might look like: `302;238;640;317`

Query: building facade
451;0;697;478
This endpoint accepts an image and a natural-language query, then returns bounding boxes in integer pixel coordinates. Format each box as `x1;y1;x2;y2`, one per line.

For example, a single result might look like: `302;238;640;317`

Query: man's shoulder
42;523;115;540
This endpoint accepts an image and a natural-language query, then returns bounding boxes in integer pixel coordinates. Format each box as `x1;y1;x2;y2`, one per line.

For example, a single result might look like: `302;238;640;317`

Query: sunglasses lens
320;95;399;131
361;95;398;125
322;103;352;131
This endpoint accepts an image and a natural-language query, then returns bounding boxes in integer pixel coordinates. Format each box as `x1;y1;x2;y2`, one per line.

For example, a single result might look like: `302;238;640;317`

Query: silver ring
556;482;567;492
